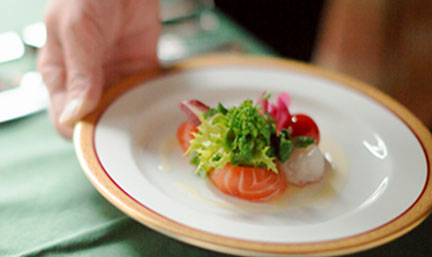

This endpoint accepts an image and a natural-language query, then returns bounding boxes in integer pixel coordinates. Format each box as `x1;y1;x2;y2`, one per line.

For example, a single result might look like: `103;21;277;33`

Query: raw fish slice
209;164;287;202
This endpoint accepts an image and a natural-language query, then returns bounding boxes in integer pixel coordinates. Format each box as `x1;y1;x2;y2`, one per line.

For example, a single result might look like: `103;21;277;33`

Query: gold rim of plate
74;54;432;256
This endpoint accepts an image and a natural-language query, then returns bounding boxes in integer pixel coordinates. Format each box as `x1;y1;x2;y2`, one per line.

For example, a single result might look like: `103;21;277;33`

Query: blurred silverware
21;22;46;49
0;32;25;64
0;71;48;123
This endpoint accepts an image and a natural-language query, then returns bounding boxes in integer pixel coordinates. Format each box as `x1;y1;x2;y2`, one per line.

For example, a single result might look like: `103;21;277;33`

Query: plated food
74;55;432;257
177;92;331;202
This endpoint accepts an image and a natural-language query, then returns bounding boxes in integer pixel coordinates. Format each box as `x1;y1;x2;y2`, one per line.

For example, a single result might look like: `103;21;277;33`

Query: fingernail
59;98;85;126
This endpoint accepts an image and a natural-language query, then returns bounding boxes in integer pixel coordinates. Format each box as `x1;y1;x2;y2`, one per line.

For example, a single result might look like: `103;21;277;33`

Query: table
1;1;431;256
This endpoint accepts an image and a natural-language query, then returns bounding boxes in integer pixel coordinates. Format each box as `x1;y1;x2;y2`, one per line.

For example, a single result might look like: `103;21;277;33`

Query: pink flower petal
258;92;293;133
277;92;291;108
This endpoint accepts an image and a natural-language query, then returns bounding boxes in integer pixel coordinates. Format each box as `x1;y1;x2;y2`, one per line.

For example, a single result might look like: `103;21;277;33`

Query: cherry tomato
177;121;198;153
289;114;320;144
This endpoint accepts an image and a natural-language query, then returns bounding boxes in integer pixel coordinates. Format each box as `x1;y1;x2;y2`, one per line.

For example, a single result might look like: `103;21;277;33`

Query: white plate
74;55;431;256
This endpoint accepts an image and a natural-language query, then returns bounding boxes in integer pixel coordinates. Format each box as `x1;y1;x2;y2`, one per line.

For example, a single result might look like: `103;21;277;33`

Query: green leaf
294;136;316;148
189;152;200;166
277;129;294;162
217;103;228;115
203;108;218;119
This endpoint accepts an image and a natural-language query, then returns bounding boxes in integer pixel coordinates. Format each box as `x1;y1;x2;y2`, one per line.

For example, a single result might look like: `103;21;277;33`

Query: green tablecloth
0;113;233;257
1;1;431;257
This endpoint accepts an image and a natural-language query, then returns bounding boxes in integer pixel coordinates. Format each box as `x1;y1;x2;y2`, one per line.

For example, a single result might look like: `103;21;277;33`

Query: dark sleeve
214;0;325;61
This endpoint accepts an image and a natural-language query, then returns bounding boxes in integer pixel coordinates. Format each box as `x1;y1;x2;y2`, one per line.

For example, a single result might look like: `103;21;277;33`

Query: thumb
58;27;104;126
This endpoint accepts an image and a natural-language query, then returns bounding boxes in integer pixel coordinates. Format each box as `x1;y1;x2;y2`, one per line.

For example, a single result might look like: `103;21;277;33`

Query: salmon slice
209;163;288;202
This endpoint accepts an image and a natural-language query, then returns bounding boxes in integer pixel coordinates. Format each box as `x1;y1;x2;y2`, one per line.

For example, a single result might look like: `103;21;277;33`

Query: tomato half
289;114;320;143
176;121;198;153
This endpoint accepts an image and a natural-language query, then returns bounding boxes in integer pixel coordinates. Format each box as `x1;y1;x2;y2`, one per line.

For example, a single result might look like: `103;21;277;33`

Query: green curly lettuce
185;114;231;177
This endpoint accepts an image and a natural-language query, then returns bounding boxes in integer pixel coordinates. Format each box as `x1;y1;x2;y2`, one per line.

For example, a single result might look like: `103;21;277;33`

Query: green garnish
186;99;315;177
294;136;316;148
277;129;295;162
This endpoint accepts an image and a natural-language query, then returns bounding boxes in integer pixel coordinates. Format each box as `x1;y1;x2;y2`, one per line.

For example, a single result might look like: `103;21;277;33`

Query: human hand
37;0;160;138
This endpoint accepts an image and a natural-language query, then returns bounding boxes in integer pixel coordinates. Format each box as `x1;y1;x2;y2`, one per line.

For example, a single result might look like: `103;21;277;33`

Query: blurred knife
0;72;48;123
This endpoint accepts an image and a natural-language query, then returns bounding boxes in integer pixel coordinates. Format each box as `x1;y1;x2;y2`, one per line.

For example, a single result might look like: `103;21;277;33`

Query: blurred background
216;0;432;129
1;0;431;127
1;1;431;257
